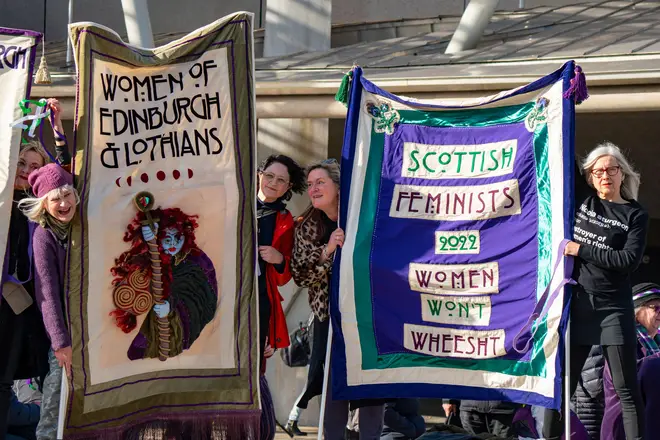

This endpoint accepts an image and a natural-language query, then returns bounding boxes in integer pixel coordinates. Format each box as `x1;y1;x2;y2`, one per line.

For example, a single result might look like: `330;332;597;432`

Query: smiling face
161;227;185;256
45;187;76;223
589;155;623;200
637;299;660;334
307;167;338;213
258;162;291;203
15;150;45;190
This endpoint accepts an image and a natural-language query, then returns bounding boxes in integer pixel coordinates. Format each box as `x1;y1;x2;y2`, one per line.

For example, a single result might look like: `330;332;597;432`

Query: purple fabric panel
127;333;147;361
639;353;660;438
259;376;275;440
0;28;41;38
370;122;538;358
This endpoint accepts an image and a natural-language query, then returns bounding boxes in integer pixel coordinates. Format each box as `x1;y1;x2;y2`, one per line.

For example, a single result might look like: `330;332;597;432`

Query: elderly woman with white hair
543;142;648;440
18;163;79;440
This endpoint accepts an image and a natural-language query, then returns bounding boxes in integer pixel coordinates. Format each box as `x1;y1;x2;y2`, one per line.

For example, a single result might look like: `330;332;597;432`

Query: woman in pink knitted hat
0;98;71;440
19;163;78;440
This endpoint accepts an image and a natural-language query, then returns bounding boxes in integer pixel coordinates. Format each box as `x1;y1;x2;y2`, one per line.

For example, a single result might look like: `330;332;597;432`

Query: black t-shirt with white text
572;165;649;299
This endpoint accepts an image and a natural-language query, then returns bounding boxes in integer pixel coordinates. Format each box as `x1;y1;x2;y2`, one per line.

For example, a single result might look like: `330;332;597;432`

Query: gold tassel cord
34;43;52;85
35;0;52;86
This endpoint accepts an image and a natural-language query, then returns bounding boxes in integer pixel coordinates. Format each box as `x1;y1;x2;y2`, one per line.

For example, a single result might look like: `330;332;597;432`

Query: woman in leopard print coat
289;159;384;440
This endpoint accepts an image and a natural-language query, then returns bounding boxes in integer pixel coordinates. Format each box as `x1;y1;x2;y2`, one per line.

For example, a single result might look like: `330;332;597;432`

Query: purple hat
28;163;73;198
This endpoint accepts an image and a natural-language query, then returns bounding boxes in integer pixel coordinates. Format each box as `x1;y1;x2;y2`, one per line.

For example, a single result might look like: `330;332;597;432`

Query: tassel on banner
563;65;588;105
34;43;52;85
334;69;354;106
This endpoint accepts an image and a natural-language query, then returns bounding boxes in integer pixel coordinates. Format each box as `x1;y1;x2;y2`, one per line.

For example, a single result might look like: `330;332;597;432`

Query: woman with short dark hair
255;154;305;440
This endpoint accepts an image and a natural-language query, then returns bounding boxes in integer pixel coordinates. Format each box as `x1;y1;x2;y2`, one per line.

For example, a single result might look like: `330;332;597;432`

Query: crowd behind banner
1;21;659;440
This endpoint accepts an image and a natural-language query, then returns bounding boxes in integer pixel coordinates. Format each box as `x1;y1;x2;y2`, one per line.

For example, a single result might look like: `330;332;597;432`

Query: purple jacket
32;225;70;351
601;351;660;440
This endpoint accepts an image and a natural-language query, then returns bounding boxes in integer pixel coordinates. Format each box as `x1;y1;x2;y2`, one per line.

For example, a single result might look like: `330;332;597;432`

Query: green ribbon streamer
335;70;353;106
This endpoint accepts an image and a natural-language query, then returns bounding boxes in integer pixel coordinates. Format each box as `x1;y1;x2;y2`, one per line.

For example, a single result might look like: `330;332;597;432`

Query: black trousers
7;424;38;440
543;343;644;440
296;316;329;409
460;410;515;438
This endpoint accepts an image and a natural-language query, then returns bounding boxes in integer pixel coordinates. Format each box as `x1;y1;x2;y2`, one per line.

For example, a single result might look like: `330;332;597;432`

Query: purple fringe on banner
260;376;276;440
64;410;261;440
563;65;589;104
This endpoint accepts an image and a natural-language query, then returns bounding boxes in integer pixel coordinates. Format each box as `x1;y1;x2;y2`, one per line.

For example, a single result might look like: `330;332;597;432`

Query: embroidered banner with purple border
64;13;258;439
331;63;577;410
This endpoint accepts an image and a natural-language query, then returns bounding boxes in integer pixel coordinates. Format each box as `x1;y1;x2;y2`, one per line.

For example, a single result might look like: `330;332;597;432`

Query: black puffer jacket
571;345;605;440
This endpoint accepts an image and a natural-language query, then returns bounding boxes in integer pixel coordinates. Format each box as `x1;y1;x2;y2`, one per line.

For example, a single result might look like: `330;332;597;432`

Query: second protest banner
332;63;578;409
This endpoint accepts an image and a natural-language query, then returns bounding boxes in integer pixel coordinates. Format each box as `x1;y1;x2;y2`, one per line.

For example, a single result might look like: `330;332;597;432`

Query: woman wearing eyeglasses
256;154;305;440
543;142;648;440
290;159;385;440
257;155;305;363
601;283;660;440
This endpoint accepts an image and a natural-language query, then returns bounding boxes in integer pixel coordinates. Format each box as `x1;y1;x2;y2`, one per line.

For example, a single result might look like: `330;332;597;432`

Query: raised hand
326;227;345;255
46;98;65;136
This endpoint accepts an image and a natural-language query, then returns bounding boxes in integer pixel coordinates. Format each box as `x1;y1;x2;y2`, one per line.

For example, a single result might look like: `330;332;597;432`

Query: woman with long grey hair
290;159;385;440
544;142;648;440
19;163;79;440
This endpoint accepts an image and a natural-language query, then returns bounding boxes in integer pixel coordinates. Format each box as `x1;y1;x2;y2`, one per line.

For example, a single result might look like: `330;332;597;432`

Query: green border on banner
352;102;555;377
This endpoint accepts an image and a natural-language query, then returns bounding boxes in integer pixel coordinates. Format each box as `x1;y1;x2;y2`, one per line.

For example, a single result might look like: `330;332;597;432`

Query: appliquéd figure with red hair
110;207;218;360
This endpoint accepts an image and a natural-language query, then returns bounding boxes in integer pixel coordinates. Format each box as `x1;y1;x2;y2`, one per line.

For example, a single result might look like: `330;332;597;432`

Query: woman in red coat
256;154;305;440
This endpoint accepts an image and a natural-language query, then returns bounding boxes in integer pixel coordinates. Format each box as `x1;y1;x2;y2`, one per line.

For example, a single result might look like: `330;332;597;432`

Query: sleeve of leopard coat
291;220;333;288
